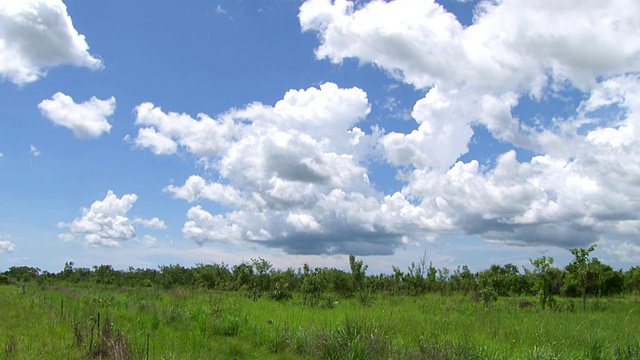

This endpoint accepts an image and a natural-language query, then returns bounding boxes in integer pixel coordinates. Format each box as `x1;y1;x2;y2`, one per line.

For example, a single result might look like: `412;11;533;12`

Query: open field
1;284;639;360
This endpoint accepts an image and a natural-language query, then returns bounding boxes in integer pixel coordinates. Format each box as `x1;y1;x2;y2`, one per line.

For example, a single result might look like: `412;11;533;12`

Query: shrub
268;282;292;302
0;274;10;286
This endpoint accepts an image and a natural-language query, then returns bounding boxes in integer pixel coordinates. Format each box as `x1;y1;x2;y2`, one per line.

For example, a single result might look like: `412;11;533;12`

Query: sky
1;0;640;275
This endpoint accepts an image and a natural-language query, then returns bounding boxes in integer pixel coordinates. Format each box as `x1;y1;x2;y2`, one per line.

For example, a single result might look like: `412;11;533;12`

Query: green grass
1;284;639;359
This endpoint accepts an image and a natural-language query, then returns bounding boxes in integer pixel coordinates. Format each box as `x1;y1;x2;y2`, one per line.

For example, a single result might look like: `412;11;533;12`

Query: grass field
1;284;639;359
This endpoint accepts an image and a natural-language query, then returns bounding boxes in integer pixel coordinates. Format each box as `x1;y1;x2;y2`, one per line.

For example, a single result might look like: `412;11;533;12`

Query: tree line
2;245;640;308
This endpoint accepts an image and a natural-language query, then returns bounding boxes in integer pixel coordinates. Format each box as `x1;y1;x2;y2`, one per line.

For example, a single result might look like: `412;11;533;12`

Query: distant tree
300;263;323;306
194;263;231;290
251;257;273;292
123;267;159;287
323;267;351;296
591;260;624;296
530;256;556;310
564;244;598;310
93;264;117;285
437;267;451;295
158;264;194;289
405;250;431;295
62;261;75;280
231;262;254;290
390;266;406;294
6;266;40;283
456;265;477;294
477;265;517;297
349;254;368;292
271;267;299;293
477;270;498;308
0;274;10;285
624;266;640;294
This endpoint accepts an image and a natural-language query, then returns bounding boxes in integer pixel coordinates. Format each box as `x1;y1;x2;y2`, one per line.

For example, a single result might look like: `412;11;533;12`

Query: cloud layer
127;0;640;261
38;92;116;138
0;0;102;85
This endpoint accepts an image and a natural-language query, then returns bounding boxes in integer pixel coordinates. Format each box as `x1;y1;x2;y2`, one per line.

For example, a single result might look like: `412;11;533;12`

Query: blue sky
1;0;640;274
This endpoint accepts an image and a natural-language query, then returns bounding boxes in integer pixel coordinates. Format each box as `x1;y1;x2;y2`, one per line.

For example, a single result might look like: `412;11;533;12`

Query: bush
268;282;292;301
0;274;10;285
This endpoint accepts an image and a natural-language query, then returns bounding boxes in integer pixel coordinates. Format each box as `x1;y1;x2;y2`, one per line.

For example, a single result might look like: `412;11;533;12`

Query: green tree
405;250;431;295
477;270;498;308
624;266;640;294
0;274;10;285
231;262;254;290
300;263;323;306
591;260;624;296
530;256;556;310
6;266;41;283
564;244;597;310
93;264;118;285
349;254;368;292
251;257;273;292
158;264;194;289
194;263;231;290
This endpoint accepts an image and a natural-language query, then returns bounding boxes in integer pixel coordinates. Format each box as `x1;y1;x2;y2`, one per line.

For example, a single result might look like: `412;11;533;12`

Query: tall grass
1;284;639;359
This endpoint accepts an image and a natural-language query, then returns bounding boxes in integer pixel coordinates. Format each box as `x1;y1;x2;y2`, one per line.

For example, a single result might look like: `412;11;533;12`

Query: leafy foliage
4;242;640;306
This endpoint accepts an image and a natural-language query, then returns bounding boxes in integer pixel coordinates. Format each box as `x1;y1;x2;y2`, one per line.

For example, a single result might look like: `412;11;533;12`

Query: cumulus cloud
29;144;40;156
135;0;640;261
0;0;102;85
133;217;167;230
300;0;640;93
300;0;640;168
38;92;116;138
397;75;640;254
0;241;15;253
138;235;158;248
183;205;242;245
294;0;640;260
138;76;640;257
136;83;413;254
58;190;165;247
164;175;250;208
0;234;16;253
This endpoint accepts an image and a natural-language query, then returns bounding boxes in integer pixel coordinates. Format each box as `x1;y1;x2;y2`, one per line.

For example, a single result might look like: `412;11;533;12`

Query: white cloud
300;0;640;167
139;235;158;248
300;0;640;93
287;212;323;232
134;1;640;261
134;127;177;155
29;144;40;156
58;190;165;247
164;175;251;208
215;5;227;15
601;239;640;263
380;86;475;171
133;217;167;230
0;234;15;253
183;205;242;245
0;241;15;253
399;80;640;247
136;83;415;254
134;102;235;157
38;92;115;138
292;0;640;261
0;0;102;85
139;78;640;256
